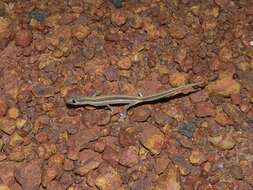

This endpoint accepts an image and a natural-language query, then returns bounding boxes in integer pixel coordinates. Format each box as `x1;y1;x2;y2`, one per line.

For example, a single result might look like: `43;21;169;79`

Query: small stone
0;98;8;117
71;24;90;41
15;29;33;47
154;167;181;190
0;185;10;190
104;66;119;81
214;0;230;7
207;73;241;97
117;56;132;70
15;118;27;129
131;106;151;122
195;102;215;117
140;125;164;155
155;155;170;174
0;152;7;161
214;108;233;126
119;129;136;147
30;9;48;22
178;120;198;138
0;139;3;151
111;10;127;26
15;161;42;190
168;23;187;39
7;107;19;119
75;150;103;176
95;166;122;190
230;165;243;180
129;14;143;29
0;118;16;135
119;146;139;167
9;132;24;147
189;150;207;165
218;46;232;62
32;84;55;98
169;72;188;87
8;146;25;161
112;0;122;8
209;134;236;150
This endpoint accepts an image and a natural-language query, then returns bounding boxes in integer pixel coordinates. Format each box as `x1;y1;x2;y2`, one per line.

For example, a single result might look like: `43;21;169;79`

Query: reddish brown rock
75;150;103;176
3;69;19;100
7;107;19;119
117;56;132;70
168;23;187;39
71;24;90;41
46;180;63;190
195;102;215;117
155;154;170;175
0;118;15;135
15;161;42;190
207;73;241;97
15;29;33;47
0;98;8;117
102;146;119;164
69;126;102;151
153;166;181;190
119;146;139;167
95;166;122;190
119;129;136;147
131;106;151;122
189;149;207;165
214;0;230;7
42;154;64;186
140;125;164;155
111;10;127;26
214;108;233;126
218;46;232;63
209;134;236;150
169;72;188;87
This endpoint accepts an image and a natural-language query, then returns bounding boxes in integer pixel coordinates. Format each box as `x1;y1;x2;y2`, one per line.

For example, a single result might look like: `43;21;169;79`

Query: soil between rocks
0;1;253;190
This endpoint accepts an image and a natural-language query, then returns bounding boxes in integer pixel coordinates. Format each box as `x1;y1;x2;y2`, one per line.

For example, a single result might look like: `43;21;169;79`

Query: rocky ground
0;0;252;190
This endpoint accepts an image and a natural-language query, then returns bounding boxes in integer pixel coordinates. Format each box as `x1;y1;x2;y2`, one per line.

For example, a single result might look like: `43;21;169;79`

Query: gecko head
66;97;80;106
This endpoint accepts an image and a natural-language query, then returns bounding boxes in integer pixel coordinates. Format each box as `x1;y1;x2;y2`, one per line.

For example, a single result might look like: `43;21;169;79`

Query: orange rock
207;73;241;97
218;46;232;62
111;10;127;26
7;107;19;119
140;125;164;155
195;101;215;117
71;24;91;41
95;166;122;190
0;118;15;135
0;98;8;117
119;146;139;167
168;23;187;39
169;72;188;87
15;161;42;190
154;166;181;190
214;108;233;126
189;150;207;165
15;29;33;47
209;134;236;150
117;56;132;70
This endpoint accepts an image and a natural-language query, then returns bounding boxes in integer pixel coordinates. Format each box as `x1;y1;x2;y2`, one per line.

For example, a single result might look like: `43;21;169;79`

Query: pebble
30;9;48;22
178;120;199;138
117;56;132;70
71;24;91;41
15;29;33;47
189;149;207;165
169;72;188;87
218;46;232;63
8;146;25;162
131;105;151;122
119;146;139;167
207;73;241;97
195;101;215;117
154;167;181;190
209;134;236;150
7;107;19;119
9;132;24;147
75;150;103;176
0;118;16;135
15;161;42;190
140;125;164;155
0;185;10;190
111;10;127;26
168;23;187;39
0;98;8;117
111;0;123;8
95;166;122;190
214;108;233;126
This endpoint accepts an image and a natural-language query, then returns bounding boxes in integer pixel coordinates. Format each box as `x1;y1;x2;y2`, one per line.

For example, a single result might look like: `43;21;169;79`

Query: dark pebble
112;0;122;8
30;9;48;22
178;120;199;138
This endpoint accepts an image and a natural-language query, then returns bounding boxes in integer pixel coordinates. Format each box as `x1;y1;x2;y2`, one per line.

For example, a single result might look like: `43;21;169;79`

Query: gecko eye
71;99;76;104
